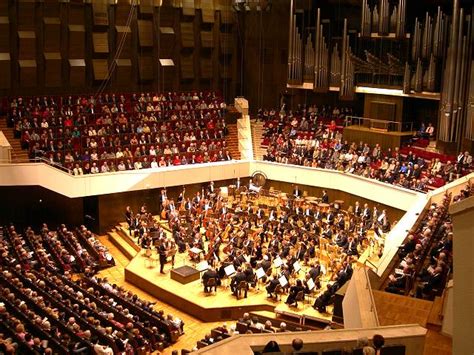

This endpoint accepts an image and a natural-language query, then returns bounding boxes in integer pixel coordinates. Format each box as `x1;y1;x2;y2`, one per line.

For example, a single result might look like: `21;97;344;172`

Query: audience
8;91;231;174
260;106;472;192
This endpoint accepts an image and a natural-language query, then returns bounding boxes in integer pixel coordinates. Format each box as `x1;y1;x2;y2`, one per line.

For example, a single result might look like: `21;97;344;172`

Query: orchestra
125;181;389;313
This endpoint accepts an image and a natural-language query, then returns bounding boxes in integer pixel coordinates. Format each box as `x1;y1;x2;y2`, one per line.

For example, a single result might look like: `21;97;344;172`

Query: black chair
322;350;343;355
196;341;208;349
380;345;406;355
236;321;248;334
293;290;305;307
237;280;248;299
206;277;217;294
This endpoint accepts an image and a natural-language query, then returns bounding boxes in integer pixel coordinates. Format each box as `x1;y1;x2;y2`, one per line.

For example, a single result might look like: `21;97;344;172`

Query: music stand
273;256;283;268
197;260;209;272
278;275;288;288
190;247;202;267
256;267;265;291
224;264;236;277
293;260;301;273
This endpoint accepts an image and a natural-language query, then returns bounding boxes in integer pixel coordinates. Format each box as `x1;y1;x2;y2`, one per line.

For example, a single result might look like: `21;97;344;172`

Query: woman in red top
173;155;181;166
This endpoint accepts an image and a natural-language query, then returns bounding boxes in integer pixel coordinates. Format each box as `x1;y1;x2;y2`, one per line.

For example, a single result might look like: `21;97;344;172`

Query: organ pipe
304;34;314;81
314;8;329;92
340;18;354;100
330;43;341;87
403;62;411;94
412;18;421;61
378;0;389;35
396;0;406;38
361;0;371;37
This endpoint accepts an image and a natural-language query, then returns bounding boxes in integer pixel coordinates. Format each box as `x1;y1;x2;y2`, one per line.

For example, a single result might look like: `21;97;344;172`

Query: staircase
226;123;241;160
251;121;266;160
107;224;140;261
0;118;29;162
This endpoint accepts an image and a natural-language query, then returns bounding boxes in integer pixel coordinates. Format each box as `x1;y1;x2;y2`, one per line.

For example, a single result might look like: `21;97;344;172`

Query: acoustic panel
180;22;195;48
180;54;194;79
137;20;153;47
138;56;154;81
201;9;215;24
69;59;86;87
92;3;109;26
92;59;109;81
19;60;37;88
201;31;214;48
114;58;132;85
43;18;61;52
115;26;132;58
17;2;35;30
200;58;212;79
68;25;85;58
18;31;36;60
219;32;233;54
44;52;62;87
0;17;9;52
0;53;10;89
93;32;109;54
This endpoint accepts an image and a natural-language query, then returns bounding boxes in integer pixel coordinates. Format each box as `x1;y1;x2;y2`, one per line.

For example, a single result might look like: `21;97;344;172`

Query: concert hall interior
1;0;474;354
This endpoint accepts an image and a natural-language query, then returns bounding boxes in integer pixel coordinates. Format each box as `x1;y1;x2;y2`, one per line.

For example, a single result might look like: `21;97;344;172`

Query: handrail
363;266;380;327
345;115;414;132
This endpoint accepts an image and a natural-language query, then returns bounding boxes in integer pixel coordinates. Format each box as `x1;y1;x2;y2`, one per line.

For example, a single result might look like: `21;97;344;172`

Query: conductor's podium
170;265;201;284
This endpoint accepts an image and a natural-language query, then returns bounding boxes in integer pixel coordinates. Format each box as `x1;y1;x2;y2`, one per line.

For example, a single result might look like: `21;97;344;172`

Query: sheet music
293;261;301;273
197;261;209;272
278;275;288;287
273;256;283;268
224;264;236;276
307;278;315;291
190;247;202;254
256;267;265;279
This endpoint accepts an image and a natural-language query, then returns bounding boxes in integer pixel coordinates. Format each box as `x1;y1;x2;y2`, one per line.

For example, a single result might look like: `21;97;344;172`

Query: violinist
202;267;219;293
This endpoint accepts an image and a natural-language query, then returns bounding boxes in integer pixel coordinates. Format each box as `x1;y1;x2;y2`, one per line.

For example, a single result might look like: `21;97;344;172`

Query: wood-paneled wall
0;1;238;102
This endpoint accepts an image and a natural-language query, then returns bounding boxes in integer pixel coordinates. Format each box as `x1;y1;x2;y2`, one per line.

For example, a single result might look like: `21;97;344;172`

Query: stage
124;249;333;323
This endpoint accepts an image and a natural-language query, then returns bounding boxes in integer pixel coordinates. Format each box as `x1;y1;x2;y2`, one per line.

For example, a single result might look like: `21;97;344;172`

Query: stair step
107;230;137;260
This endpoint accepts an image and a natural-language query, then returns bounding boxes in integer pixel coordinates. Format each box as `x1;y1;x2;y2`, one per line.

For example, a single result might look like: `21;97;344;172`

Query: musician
244;263;256;287
313;284;333;312
230;267;248;297
184;198;192;211
362;203;371;221
177;190;185;204
265;274;280;298
295;241;307;261
293;185;301;198
158;240;167;274
321;190;329;203
193;192;201;206
326;209;335;225
345;237;359;257
125;206;133;231
354;201;361;218
308;262;321;281
166;238;177;268
207;181;216;196
202;267;219;293
336;213;345;229
256;207;265;220
159;189;168;212
268;209;276;221
314;208;324;220
304;205;313;217
285;279;305;306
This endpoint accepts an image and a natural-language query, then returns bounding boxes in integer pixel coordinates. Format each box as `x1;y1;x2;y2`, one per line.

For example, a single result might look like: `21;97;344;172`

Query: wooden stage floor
125;249;333;323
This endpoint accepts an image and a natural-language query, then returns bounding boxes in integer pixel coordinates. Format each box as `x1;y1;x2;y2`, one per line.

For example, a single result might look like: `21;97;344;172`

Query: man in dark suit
321;190;329;203
230;267;248;297
158;240;167;274
308;263;321;281
266;274;280;298
202;267;219;293
293;185;301;198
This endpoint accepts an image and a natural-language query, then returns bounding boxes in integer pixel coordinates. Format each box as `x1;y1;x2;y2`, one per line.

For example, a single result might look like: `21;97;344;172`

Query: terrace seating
0;222;182;353
7;91;232;174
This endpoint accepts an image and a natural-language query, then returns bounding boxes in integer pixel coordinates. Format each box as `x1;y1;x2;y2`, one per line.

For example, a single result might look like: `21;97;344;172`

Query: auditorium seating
384;185;471;299
0;222;182;353
260;107;472;192
6;91;231;174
